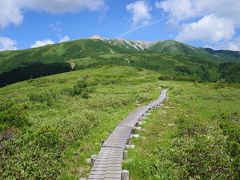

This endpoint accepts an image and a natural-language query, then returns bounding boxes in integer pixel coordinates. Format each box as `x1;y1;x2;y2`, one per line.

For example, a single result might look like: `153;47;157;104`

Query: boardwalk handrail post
121;170;129;180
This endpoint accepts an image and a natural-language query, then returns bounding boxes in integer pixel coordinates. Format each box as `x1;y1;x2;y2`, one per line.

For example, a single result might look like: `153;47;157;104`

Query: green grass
1;65;240;179
0;66;162;179
124;81;240;179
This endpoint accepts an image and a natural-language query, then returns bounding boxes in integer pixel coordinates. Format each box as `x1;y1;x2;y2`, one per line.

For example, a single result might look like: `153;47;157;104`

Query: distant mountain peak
108;38;155;51
88;36;157;50
89;35;108;41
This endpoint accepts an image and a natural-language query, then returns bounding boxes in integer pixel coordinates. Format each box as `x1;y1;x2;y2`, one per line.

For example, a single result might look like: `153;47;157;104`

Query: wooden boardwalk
88;89;168;180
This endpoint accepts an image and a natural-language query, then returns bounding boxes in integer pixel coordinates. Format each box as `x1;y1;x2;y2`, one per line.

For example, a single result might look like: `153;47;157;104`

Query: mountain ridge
1;35;240;56
0;36;240;87
88;35;240;54
86;37;240;62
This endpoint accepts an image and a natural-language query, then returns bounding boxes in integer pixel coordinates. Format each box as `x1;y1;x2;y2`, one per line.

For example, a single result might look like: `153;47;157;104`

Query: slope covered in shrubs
1;66;240;179
124;81;240;179
0;66;161;179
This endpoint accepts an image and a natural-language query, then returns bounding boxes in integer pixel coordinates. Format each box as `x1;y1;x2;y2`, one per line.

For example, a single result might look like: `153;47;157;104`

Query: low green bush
69;78;93;98
172;117;234;179
158;75;198;82
158;75;172;81
28;90;58;106
0;134;64;179
214;80;226;89
177;117;208;137
34;126;64;150
0;100;29;132
217;112;240;178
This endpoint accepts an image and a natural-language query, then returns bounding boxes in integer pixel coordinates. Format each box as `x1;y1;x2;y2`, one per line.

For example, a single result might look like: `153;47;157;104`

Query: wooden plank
104;174;121;178
90;171;106;175
89;174;105;179
88;89;167;180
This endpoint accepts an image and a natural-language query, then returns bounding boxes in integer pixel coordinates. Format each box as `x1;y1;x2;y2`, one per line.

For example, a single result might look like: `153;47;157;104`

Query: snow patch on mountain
88;35;157;50
89;35;108;41
109;39;155;51
133;41;153;50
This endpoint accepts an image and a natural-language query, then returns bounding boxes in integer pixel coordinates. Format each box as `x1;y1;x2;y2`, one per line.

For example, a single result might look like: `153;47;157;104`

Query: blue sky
0;0;240;51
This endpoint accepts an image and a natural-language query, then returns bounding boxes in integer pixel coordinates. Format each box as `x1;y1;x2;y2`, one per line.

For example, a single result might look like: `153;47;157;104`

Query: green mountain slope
149;40;217;61
149;40;240;62
0;39;138;74
0;37;240;87
203;48;240;61
150;40;203;54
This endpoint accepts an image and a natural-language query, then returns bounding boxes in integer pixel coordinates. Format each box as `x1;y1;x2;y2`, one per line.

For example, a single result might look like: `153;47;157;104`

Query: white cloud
30;36;70;48
176;14;235;42
156;0;240;24
225;41;240;51
21;0;106;13
0;0;106;29
59;36;70;43
156;0;240;49
31;39;54;48
0;37;17;51
194;0;240;24
156;0;196;23
127;1;152;26
218;39;240;51
0;0;23;29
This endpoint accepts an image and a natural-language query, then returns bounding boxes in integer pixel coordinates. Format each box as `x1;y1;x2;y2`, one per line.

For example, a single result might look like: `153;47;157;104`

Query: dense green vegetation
0;62;72;87
0;100;29;132
124;81;240;179
204;48;240;62
75;53;219;82
218;113;240;178
0;39;240;87
0;65;240;179
0;66;161;179
68;78;93;98
219;62;240;82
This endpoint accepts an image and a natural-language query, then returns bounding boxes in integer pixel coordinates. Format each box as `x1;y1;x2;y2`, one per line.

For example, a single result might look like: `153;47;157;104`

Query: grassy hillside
203;48;240;62
149;40;216;60
0;39;137;74
124;81;240;179
0;66;161;179
0;65;240;179
150;40;240;62
1;39;240;87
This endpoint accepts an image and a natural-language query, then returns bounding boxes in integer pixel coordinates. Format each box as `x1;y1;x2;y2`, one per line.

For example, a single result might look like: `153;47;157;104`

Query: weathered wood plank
88;89;167;180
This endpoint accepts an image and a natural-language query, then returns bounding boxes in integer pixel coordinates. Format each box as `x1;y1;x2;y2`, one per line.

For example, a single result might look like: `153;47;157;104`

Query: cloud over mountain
156;0;240;50
0;0;106;29
127;1;152;27
31;36;70;48
0;37;17;51
176;14;235;42
31;39;54;48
